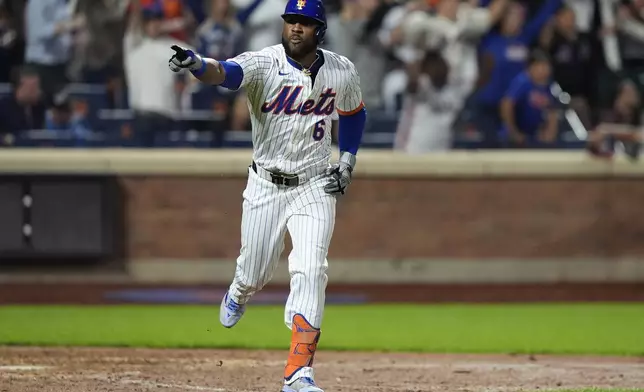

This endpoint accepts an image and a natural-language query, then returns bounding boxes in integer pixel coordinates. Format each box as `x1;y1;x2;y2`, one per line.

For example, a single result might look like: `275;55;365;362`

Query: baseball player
168;1;366;391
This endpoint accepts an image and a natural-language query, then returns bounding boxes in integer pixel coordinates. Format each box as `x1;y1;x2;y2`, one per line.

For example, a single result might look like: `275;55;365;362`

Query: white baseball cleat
281;377;323;392
219;292;245;328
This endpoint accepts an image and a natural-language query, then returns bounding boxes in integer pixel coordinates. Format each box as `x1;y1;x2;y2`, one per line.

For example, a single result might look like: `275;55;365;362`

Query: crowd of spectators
0;0;642;155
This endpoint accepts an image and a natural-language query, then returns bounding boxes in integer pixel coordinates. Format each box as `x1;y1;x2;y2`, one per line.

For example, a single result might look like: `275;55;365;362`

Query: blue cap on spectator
141;3;164;20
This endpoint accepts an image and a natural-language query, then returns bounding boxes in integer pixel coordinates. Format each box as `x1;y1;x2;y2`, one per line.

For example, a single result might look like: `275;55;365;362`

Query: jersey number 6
312;120;325;141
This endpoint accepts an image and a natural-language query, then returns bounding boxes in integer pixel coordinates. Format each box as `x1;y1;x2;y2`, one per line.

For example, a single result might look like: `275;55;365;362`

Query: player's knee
313;263;328;283
234;272;265;293
293;261;328;285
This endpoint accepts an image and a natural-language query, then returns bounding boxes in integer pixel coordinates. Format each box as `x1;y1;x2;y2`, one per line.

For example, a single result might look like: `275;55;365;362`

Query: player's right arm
168;45;260;90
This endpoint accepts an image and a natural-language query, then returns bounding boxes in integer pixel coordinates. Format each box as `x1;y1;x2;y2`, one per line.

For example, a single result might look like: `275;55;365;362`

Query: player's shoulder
320;49;357;73
230;45;280;59
254;44;285;60
228;45;282;71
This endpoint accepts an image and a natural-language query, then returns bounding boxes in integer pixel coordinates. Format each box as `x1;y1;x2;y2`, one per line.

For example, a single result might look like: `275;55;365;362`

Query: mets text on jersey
260;87;336;116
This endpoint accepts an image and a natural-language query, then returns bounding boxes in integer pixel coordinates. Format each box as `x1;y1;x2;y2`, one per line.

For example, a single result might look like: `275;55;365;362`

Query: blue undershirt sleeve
338;107;366;155
219;61;244;90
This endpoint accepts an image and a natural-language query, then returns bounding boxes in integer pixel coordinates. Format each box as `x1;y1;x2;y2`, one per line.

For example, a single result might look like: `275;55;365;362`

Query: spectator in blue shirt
473;0;561;147
44;93;93;146
500;50;558;147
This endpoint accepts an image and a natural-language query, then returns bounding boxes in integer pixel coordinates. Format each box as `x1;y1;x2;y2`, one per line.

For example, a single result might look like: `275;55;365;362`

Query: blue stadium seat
16;130;78;148
453;130;484;150
365;111;398;134
222;130;253;148
95;109;138;147
190;85;218;110
65;84;110;127
154;129;216;148
361;133;394;149
0;83;11;100
96;109;227;147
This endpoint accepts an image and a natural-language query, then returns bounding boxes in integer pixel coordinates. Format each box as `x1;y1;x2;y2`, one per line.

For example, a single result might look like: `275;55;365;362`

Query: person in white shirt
402;0;508;97
394;50;469;152
124;3;191;146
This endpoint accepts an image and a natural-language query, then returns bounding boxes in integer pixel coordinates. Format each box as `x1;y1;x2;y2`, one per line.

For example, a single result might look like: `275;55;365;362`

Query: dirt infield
1;347;643;392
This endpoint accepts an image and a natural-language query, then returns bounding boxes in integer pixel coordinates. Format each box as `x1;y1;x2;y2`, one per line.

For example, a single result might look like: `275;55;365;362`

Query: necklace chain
289;53;319;76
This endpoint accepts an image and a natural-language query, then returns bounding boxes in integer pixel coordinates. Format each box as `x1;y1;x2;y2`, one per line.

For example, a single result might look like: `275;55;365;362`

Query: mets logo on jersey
261;86;336;116
296;0;306;10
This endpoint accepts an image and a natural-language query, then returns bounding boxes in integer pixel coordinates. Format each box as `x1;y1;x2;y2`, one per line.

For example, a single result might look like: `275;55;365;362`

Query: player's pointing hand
168;45;203;73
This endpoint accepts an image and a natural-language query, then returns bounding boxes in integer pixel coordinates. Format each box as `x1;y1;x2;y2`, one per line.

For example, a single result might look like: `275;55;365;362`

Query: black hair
9;66;38;90
423;50;449;88
528;49;551;66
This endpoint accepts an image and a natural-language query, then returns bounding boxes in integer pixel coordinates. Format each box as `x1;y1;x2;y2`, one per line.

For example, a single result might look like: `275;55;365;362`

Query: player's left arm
324;63;366;195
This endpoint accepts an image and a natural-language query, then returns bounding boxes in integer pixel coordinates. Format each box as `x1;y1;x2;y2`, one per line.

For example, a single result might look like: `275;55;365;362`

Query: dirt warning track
1;347;643;392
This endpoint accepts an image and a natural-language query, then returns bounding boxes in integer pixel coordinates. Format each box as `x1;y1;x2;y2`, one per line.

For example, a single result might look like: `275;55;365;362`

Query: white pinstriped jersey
227;44;363;175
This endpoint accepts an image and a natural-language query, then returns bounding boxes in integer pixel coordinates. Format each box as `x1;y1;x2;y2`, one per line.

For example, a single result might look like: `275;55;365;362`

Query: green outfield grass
557;390;644;392
0;303;643;355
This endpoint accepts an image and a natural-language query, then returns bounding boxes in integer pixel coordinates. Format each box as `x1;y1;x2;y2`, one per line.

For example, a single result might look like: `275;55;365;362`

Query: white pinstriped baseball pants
227;166;336;330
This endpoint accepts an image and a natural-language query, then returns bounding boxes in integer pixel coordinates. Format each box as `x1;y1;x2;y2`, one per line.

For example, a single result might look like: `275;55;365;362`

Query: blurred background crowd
0;0;643;154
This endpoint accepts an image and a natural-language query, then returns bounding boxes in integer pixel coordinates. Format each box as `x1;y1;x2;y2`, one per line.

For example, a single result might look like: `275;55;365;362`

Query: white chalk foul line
0;365;50;371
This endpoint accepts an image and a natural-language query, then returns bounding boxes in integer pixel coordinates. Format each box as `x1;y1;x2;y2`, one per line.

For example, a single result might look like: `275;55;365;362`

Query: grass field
559;390;644;392
1;303;643;356
557;390;644;392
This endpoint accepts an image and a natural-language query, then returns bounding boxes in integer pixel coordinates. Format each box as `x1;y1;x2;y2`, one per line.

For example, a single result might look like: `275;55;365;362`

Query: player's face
282;15;318;60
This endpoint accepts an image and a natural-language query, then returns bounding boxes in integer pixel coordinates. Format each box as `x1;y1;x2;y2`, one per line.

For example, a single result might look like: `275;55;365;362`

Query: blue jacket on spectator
475;0;561;107
45;110;93;146
501;71;555;140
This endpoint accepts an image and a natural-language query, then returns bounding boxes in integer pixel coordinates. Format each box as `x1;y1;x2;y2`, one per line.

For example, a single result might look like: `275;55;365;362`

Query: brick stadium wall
123;177;644;260
3;149;644;287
